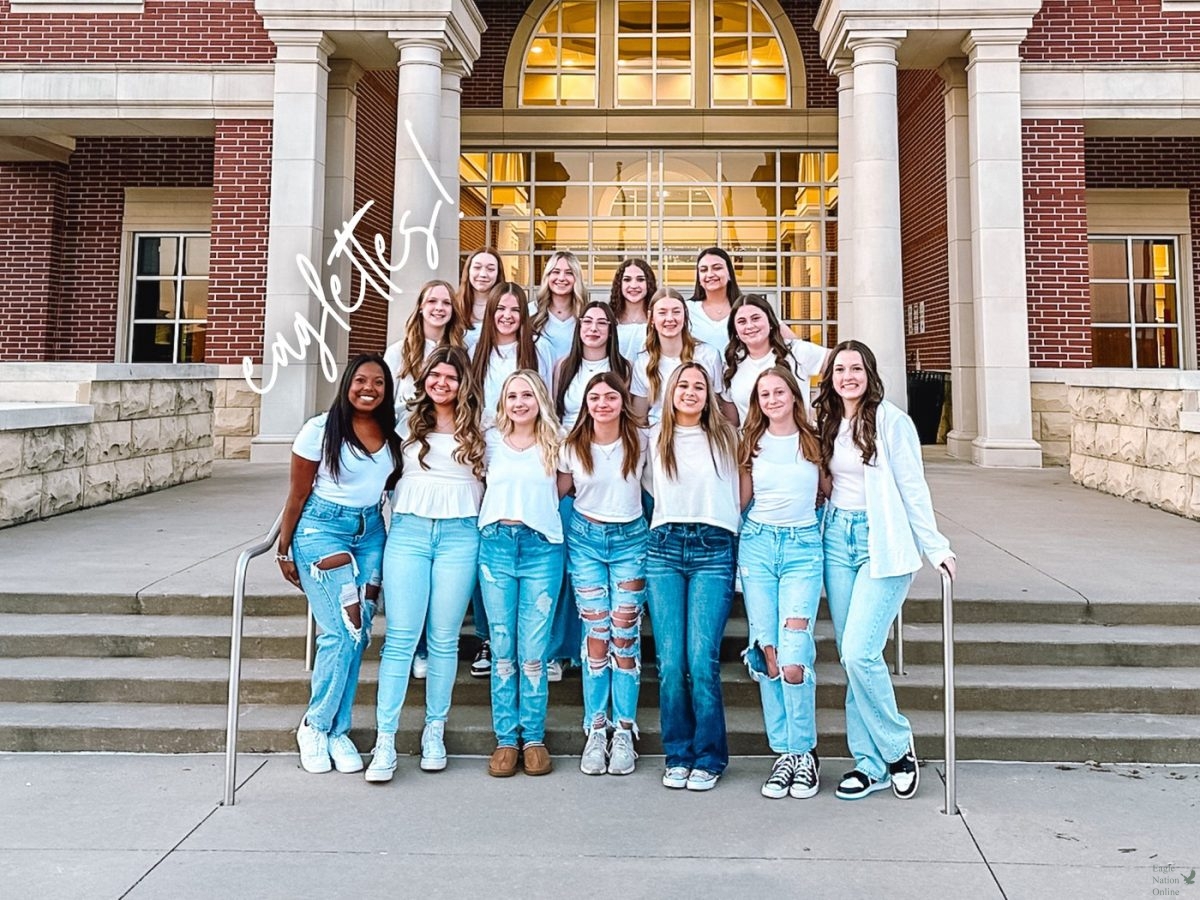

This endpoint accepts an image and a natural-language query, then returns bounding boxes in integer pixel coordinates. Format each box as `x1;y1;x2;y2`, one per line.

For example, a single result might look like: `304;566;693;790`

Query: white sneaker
547;660;564;682
579;727;608;775
328;733;363;774
364;733;397;783
662;765;690;789
686;769;720;792
296;718;331;774
412;655;428;680
607;728;637;776
420;721;447;772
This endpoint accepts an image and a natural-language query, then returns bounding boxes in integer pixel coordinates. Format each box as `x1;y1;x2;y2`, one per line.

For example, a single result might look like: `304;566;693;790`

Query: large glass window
522;0;599;106
1088;236;1181;368
460;148;838;345
128;233;208;363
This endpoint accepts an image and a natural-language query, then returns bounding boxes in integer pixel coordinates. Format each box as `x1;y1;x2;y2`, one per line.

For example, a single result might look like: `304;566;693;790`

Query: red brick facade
0;162;67;360
1024;0;1200;62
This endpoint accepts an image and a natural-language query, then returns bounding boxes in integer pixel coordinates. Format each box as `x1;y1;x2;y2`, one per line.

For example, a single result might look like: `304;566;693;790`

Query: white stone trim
1161;1;1200;10
1030;368;1200;390
0;402;93;430
9;0;141;11
0;363;217;381
1021;62;1200;119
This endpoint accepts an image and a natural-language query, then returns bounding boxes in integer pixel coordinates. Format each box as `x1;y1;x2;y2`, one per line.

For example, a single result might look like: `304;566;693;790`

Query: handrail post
941;567;958;816
892;607;905;676
305;611;316;672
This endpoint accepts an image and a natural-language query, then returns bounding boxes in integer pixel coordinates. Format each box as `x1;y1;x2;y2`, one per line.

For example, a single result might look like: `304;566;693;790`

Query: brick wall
781;0;836;110
1024;0;1200;62
0;0;272;62
1023;120;1090;367
897;70;949;371
207;120;270;365
0;162;66;360
1086;135;1200;363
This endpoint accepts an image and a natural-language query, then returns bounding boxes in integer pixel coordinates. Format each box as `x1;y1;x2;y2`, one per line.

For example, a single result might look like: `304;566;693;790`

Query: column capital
962;29;1027;60
845;31;905;59
327;59;365;92
937;58;968;92
267;30;336;63
442;54;470;83
829;54;854;82
390;35;448;63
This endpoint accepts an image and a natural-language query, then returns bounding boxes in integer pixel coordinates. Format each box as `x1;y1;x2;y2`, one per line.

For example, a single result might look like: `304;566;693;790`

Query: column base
945;430;977;460
971;438;1043;468
250;435;296;464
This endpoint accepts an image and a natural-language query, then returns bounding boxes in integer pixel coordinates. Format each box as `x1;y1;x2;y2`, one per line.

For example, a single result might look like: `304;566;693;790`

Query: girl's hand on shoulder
940;557;957;582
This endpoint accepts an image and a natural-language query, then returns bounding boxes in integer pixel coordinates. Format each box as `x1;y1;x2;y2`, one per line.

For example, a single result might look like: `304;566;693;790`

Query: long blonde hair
494;369;562;475
531;250;586;334
398;279;463;382
405;346;486;480
738;366;821;469
656;363;737;481
644;287;696;404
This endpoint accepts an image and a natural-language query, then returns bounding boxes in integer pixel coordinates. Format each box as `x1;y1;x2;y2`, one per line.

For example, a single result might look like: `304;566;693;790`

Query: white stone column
387;37;445;348
439;56;467;287
832;56;855;342
963;31;1042;467
940;58;978;460
847;32;907;408
251;31;335;463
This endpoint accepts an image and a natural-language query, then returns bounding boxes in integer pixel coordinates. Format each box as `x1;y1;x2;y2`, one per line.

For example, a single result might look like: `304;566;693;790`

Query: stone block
83;462;116;507
1071;420;1096;456
119;381;151;419
1069;452;1086;484
158;415;187;452
1031;383;1069;413
1144;429;1187;471
144;453;175;489
1188;434;1200;477
0;433;24;478
1067;385;1084;413
148;381;179;417
1189;476;1200;520
1148;389;1183;429
88;381;122;422
63;425;86;468
40;467;82;518
177;380;212;415
1157;471;1191;516
130;419;161;457
1100;459;1135;497
0;473;42;526
1127;466;1159;505
1092;422;1120;459
113;458;146;499
1115;425;1146;465
86;420;132;464
222;436;252;460
214;406;255;437
1040;441;1069;467
173;448;201;483
22;427;65;473
1077;387;1109;422
1039;411;1072;443
185;413;214;448
222;378;262;410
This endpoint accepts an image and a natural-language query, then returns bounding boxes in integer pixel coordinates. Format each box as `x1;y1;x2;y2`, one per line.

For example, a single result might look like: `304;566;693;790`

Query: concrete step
0;701;1196;763
3;657;1198;716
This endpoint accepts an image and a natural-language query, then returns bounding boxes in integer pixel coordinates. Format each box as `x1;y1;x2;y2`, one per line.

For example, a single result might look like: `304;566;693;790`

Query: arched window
519;0;795;108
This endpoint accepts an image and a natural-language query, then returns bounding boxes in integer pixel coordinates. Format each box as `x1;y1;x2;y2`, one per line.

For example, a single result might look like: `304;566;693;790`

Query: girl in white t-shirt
277;353;401;776
558;371;649;777
382;279;464;415
456;247;507;352
609;257;656;362
471;283;556;426
477;370;564;778
365;346;486;783
737;366;827;801
630;288;726;426
686;246;743;353
531;250;586;361
645;363;739;793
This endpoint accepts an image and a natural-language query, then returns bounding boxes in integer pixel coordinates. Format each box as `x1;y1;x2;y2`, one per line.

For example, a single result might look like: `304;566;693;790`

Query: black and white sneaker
761;754;796;799
789;750;820;799
470;641;491;679
835;769;890;800
889;738;919;799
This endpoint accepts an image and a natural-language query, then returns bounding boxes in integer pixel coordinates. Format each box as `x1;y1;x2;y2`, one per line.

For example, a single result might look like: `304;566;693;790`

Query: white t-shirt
746;431;820;527
647;424;740;533
630;342;724;426
722;340;828;425
383;337;438;411
464;323;482;352
292;413;394;508
392;431;483;519
536;310;577;362
829;418;868;511
617;321;648;362
473;339;557;425
559;431;648;524
686;300;730;352
558;356;611;431
478;429;563;542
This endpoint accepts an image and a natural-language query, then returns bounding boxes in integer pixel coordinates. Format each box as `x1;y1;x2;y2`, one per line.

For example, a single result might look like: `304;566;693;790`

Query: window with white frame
1088;236;1182;368
128;233;209;363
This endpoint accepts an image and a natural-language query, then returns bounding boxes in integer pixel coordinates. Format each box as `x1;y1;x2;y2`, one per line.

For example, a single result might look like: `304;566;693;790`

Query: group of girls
276;244;956;800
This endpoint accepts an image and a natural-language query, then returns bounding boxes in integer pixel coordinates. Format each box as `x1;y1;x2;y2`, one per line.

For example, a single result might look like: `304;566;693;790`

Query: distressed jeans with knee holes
565;511;649;733
823;506;914;781
738;519;823;755
292;494;384;737
478;522;564;746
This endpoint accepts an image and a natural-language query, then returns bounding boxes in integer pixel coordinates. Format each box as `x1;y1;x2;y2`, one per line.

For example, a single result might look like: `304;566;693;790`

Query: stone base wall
213;377;261;460
1030;382;1071;466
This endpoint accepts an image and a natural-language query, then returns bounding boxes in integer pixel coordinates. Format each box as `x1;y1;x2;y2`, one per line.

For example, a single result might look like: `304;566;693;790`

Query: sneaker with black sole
470;641;491;678
761;754;796;800
835;769;890;800
790;750;820;799
889;738;919;799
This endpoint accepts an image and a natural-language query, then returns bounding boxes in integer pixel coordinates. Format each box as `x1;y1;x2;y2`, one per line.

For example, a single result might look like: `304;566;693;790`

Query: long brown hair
456;247;506;329
644;287;696;404
554;301;631;419
563;371;642;480
398;279;463;382
723;294;790;389
689;246;743;303
472;283;539;386
609;257;657;322
815;339;886;469
531;250;586;334
738;366;821;469
404;346;485;480
656;363;737;481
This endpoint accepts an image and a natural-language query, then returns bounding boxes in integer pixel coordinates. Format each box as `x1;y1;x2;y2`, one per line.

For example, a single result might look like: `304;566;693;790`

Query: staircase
1;590;1198;762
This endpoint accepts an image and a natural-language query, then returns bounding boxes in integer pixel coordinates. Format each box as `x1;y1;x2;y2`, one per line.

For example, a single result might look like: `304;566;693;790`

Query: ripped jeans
566;511;649;733
478;522;564;747
738;519;823;755
292;494;384;737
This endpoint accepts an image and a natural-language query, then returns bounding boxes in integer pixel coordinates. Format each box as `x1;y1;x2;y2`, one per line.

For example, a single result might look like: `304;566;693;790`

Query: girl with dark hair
531;250;587;360
553;301;631;430
721;294;829;427
737;366;826;800
609;257;657;361
457;247;507;351
558;371;649;776
277;353;401;775
687;246;743;352
630;288;724;426
383;279;464;412
816;340;956;801
471;282;556;425
365;346;486;783
645;362;740;792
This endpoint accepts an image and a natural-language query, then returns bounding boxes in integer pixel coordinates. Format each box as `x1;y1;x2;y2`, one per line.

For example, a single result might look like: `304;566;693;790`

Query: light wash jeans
738;518;823;755
546;494;582;664
375;513;480;735
292;494;383;737
645;522;735;774
478;522;565;746
823;506;914;781
566;511;649;731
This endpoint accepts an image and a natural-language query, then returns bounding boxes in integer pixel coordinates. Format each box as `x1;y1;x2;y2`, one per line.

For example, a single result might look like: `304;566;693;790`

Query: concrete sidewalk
0;752;1196;900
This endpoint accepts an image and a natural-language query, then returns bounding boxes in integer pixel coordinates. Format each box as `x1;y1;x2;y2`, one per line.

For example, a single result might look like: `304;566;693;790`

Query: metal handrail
222;510;283;808
940;566;958;815
892;607;905;675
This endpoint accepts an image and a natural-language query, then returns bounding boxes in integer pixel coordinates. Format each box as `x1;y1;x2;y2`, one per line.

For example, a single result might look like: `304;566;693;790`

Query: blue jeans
566;512;649;731
738;519;823;755
375;514;479;734
478;522;565;746
823;506;914;781
292;494;383;737
545;494;582;664
645;522;735;774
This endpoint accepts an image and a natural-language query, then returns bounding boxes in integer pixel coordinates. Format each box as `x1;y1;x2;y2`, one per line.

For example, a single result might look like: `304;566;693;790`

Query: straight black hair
321;353;402;488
